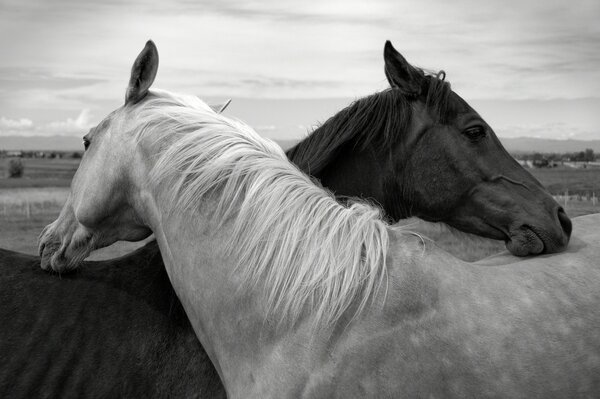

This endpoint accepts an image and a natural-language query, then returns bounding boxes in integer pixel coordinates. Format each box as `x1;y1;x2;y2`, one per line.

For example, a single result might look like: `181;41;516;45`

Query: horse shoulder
299;235;459;398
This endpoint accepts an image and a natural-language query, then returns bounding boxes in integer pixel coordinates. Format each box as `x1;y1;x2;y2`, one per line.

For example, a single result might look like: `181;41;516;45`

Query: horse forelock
286;71;455;174
130;89;391;331
423;73;455;123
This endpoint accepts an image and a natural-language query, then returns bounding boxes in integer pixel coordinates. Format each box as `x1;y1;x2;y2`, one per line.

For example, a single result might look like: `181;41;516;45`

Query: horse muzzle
505;207;571;256
38;223;94;273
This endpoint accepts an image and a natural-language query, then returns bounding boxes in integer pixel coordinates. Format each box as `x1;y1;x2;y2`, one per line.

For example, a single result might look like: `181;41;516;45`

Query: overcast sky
1;0;599;141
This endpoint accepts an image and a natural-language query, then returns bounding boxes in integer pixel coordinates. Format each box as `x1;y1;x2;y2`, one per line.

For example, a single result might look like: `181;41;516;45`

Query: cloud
0;109;94;137
0;67;107;91
195;0;396;27
0;116;33;130
495;123;600;141
254;125;276;131
46;109;94;135
1;0;599;140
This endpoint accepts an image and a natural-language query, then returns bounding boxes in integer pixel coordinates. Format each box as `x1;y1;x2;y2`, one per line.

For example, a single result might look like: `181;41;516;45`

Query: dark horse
1;42;569;398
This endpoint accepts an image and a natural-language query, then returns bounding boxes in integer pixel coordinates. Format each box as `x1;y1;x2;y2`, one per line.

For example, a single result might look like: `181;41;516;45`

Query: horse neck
296;142;414;222
313;144;386;201
138;168;448;397
138;191;342;397
138;191;262;393
285;94;417;222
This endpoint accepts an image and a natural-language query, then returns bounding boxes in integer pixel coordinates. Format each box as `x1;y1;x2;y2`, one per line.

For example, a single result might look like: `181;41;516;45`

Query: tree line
515;148;596;163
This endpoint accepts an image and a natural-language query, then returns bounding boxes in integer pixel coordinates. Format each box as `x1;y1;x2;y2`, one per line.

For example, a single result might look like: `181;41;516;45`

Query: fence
0;188;69;219
553;191;598;208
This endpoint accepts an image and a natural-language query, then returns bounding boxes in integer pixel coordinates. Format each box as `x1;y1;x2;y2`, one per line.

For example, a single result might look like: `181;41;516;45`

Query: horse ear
209;99;232;114
125;40;159;105
383;41;422;96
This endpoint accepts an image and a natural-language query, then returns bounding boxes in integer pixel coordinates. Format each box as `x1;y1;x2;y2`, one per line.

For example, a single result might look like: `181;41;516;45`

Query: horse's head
382;41;570;256
39;41;159;271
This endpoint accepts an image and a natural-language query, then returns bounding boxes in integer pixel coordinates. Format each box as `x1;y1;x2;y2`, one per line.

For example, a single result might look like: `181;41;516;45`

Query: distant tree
71;151;82;159
547;153;560;162
584;148;595;162
520;153;531;161
532;153;543;162
8;158;24;178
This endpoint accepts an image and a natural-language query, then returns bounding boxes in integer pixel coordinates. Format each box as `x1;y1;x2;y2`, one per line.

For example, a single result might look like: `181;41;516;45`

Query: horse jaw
39;221;95;273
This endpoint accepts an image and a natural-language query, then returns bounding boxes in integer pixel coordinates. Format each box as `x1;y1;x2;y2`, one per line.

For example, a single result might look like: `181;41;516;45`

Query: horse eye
463;126;486;141
83;138;90;151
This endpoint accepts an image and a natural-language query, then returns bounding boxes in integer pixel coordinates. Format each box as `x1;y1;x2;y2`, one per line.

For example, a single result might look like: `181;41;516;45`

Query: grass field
0;157;76;188
0;158;598;262
528;167;600;196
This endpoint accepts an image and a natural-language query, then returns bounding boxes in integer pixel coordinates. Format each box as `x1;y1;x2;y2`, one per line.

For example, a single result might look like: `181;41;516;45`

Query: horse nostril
557;208;572;238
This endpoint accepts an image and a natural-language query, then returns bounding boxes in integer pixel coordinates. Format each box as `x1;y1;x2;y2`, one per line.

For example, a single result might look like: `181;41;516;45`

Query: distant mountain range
500;137;600;154
0;136;84;152
1;135;600;154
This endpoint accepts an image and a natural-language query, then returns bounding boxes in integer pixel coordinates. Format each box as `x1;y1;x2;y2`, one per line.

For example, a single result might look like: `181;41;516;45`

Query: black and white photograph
1;0;599;397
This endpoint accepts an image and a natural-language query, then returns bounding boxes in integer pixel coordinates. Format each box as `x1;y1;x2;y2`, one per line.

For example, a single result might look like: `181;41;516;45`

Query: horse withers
38;41;600;398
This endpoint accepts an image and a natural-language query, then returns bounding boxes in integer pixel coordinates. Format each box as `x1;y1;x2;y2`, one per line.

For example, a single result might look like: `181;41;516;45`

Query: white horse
40;41;600;398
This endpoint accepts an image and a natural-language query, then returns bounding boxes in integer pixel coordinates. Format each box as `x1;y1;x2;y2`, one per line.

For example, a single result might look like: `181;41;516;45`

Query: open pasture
528;166;600;196
0;157;78;188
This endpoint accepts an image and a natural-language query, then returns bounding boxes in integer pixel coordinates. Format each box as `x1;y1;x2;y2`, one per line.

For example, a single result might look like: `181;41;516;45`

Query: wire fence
0;188;68;218
553;191;598;208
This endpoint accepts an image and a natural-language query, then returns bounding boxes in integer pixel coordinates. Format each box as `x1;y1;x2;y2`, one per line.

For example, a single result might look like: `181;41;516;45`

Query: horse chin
505;226;544;257
40;245;85;273
39;236;93;273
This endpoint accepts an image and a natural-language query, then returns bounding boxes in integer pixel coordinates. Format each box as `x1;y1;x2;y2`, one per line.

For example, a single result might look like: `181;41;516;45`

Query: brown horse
0;241;223;398
288;41;570;255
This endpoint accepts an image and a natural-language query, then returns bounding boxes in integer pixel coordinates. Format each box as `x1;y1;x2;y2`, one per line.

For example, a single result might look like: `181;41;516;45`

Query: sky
0;0;599;142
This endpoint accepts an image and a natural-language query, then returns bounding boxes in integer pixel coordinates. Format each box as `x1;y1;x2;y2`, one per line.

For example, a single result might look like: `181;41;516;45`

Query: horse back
0;244;225;398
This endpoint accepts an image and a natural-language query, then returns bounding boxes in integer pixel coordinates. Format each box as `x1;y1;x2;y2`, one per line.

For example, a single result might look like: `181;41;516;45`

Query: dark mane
286;72;453;175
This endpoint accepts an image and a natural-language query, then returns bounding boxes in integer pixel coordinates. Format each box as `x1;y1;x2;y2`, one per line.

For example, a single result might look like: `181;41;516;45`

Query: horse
287;41;571;256
38;41;600;398
0;241;223;399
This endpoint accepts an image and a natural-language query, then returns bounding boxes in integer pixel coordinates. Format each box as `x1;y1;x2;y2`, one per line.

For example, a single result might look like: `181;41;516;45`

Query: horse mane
286;72;453;175
134;89;390;330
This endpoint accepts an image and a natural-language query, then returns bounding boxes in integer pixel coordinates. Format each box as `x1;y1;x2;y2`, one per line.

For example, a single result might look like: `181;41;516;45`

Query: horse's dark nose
557;207;572;239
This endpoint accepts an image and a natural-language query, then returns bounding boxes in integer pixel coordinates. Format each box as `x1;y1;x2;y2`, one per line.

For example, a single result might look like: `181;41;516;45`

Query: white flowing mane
135;89;390;329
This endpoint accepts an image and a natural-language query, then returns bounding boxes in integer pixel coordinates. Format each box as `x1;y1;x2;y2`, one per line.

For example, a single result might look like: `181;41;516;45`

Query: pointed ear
125;40;159;105
383;41;423;97
209;99;232;114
